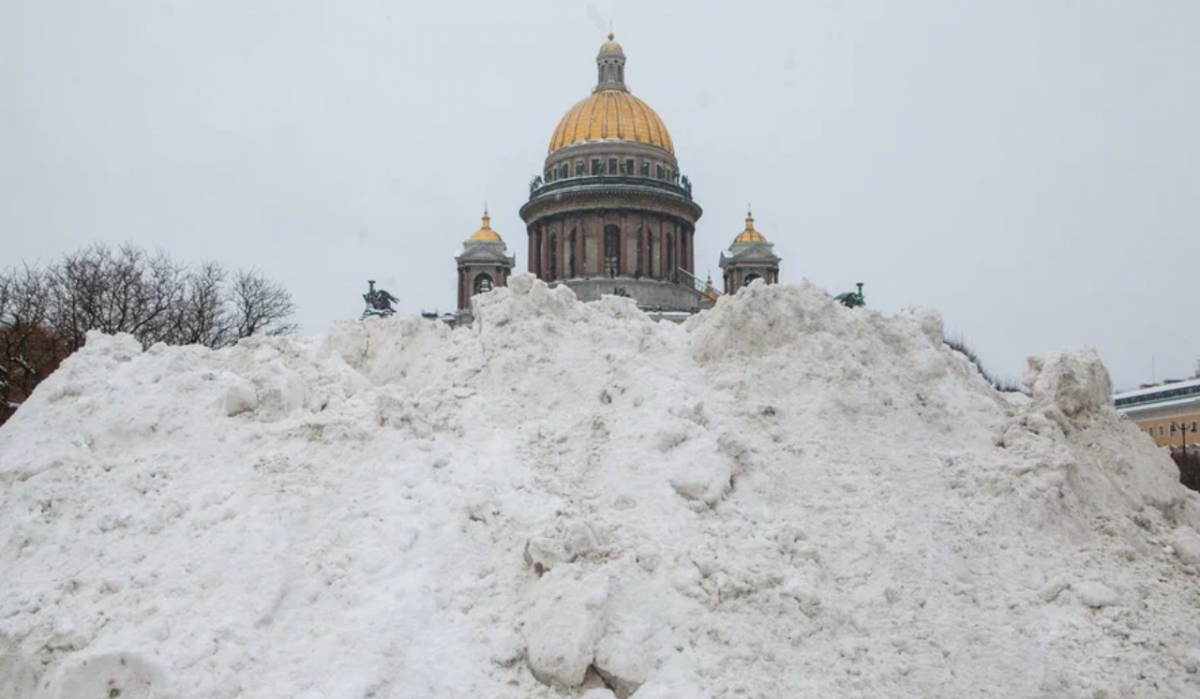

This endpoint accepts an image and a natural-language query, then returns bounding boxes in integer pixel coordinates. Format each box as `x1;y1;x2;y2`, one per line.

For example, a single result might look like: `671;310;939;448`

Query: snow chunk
525;519;601;574
1074;581;1120;608
525;570;611;688
1172;526;1200;566
1024;347;1113;418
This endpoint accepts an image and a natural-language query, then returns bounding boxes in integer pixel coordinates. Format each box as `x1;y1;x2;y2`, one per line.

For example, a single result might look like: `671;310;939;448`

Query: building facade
1114;378;1200;450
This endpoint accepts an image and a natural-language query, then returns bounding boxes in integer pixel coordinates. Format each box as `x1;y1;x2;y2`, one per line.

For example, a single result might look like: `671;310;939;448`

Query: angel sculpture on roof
362;280;399;318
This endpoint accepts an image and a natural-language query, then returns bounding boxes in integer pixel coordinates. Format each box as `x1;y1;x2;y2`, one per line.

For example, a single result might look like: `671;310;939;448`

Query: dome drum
529;139;692;204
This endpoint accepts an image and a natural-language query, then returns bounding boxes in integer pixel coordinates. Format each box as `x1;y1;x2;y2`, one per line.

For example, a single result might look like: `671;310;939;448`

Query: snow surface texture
2;275;1200;699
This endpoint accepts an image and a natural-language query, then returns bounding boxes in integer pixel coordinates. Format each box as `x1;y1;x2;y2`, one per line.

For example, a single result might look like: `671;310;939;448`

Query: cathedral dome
547;34;674;155
733;211;767;244
467;209;502;242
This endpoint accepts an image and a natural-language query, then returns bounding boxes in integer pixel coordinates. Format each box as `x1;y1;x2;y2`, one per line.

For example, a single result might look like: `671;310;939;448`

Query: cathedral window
576;160;584;177
474;273;494;294
636;228;644;277
534;231;542;275
666;233;675;281
641;160;650;177
608;158;617;174
568;230;577;278
625;159;634;175
592;158;602;175
603;225;620;278
656;164;665;180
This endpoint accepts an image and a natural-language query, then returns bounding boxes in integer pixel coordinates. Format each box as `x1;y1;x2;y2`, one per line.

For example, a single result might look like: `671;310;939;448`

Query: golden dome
549;90;674;155
599;32;623;55
467;208;502;242
547;34;674;155
733;211;767;244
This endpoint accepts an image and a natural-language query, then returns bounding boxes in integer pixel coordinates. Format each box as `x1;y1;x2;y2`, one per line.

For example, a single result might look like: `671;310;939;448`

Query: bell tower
455;207;515;310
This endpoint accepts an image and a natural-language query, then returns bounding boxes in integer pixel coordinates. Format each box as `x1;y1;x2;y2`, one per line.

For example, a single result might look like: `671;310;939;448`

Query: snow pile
2;275;1200;699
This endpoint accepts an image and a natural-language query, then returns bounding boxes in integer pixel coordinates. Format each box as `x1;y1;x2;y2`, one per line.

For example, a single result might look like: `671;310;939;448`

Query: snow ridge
1;275;1198;698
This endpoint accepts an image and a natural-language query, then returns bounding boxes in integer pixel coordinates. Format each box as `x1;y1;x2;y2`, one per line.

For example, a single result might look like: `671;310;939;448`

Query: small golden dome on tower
599;32;624;55
467;208;503;242
733;210;767;244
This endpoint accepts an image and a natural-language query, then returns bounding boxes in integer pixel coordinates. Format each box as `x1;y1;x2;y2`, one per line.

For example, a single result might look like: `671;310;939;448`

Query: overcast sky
2;0;1197;389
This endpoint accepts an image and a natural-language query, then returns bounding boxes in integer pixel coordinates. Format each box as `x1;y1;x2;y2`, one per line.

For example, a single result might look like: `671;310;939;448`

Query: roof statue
362;279;399;318
835;282;866;308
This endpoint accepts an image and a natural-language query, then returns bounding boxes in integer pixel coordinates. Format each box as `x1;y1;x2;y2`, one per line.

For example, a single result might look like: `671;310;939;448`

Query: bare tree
0;265;63;412
0;244;299;426
165;260;234;347
45;243;186;351
229;268;297;339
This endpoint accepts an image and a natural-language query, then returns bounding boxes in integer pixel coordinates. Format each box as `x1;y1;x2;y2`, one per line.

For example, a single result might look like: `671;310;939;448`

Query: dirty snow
2;275;1199;698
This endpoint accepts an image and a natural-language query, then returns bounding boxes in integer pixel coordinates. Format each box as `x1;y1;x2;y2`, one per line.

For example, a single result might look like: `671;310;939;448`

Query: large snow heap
2;275;1199;699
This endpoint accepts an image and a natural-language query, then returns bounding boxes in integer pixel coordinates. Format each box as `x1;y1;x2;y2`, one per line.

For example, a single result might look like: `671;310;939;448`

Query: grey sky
2;0;1197;390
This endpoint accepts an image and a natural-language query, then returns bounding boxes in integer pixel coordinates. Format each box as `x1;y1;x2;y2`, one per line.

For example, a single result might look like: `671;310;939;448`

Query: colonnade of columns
526;211;696;282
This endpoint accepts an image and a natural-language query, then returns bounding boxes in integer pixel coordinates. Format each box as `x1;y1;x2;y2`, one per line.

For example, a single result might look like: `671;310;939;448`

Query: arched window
474;273;494;294
647;233;655;277
549;233;558;280
743;273;761;287
666;233;675;281
569;230;577;278
604;225;620;278
635;227;644;277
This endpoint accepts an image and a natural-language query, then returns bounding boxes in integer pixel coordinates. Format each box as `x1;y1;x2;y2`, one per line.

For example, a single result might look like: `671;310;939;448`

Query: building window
636;228;644;277
544;169;551;183
575;161;584;176
1160;425;1166;436
641;160;650;176
625;159;634;175
474;273;494;294
608;158;618;174
591;158;602;175
604;225;620;278
656;164;665;180
569;230;577;278
666;233;675;281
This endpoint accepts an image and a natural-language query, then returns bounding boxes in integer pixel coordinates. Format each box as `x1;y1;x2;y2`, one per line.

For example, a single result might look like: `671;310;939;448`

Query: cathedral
454;34;781;317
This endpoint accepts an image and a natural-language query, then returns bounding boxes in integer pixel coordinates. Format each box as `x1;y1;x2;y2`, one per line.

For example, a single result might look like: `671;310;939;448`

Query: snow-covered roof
1118;394;1200;416
1113;376;1200;400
